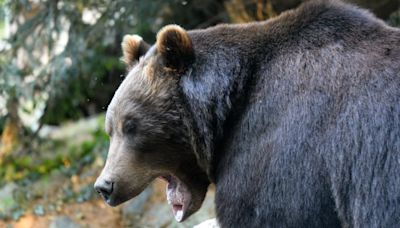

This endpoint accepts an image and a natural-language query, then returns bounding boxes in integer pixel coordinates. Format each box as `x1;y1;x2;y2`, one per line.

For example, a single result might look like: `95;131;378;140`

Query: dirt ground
0;179;169;228
0;199;121;228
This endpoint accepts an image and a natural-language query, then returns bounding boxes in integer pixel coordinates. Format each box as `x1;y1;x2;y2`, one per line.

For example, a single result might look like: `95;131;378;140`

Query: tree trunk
0;96;21;163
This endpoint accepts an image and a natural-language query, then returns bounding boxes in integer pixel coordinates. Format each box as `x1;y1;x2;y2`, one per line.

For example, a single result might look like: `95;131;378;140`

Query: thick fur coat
95;1;400;227
184;1;400;227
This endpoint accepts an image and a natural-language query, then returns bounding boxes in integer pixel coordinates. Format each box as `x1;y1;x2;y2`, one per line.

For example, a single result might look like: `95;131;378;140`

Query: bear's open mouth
159;175;192;222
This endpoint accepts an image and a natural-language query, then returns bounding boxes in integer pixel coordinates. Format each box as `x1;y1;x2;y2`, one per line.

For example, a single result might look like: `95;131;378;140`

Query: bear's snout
94;178;114;203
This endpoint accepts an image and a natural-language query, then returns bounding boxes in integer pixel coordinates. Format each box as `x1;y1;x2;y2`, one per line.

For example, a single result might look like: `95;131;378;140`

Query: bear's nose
94;179;114;201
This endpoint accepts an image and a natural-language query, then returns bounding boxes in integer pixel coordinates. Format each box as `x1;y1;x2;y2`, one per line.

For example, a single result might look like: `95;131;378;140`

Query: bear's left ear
156;25;194;72
121;34;150;69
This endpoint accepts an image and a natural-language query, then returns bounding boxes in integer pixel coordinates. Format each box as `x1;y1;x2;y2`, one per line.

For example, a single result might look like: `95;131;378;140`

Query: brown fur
97;0;400;227
156;25;194;72
121;34;150;69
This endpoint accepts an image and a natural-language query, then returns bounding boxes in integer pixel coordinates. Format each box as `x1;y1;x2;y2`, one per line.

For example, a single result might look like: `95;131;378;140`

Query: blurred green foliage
0;115;108;187
0;0;227;130
388;9;400;26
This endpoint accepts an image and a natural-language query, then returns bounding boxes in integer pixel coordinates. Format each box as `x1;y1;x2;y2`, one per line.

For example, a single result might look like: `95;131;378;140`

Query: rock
11;208;24;221
122;186;153;227
40;115;102;143
47;203;56;213
49;216;82;228
76;185;95;203
139;202;173;228
0;182;18;214
121;182;216;227
33;204;45;216
138;190;216;228
194;218;220;228
31;169;68;199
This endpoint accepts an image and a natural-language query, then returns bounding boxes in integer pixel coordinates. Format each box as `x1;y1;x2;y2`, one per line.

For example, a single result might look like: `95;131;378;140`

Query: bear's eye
123;121;137;135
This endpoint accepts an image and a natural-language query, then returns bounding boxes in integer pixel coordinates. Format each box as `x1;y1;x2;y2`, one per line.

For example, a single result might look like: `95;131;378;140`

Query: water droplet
181;1;187;5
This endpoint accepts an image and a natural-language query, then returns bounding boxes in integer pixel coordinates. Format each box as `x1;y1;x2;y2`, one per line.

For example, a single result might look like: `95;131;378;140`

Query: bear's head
94;25;210;222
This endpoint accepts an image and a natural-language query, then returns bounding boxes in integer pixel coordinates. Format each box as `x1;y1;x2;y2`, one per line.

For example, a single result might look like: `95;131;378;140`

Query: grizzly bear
95;0;400;227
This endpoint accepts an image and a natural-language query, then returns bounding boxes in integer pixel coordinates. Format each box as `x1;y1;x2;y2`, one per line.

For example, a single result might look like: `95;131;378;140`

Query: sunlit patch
121;34;144;68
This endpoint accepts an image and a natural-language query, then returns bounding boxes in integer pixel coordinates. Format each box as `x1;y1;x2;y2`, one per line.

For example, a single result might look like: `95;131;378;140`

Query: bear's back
194;1;400;227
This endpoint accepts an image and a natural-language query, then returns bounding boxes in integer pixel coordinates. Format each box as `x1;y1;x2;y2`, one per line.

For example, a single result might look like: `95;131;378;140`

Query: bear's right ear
156;25;194;73
121;34;150;69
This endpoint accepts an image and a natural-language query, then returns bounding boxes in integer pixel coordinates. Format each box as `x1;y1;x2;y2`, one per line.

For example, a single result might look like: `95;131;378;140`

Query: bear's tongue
163;175;191;222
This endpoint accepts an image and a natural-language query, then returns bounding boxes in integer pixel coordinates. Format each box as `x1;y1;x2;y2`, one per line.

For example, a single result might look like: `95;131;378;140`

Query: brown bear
95;0;400;227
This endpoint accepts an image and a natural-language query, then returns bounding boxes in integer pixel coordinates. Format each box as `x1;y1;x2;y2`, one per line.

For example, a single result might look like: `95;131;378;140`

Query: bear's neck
179;47;258;181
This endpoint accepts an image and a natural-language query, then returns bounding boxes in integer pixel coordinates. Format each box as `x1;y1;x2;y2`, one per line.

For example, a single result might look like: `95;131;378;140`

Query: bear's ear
121;34;150;69
156;25;194;72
